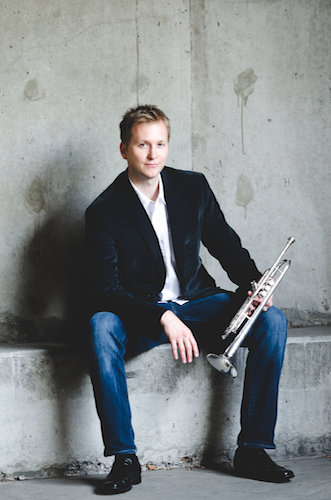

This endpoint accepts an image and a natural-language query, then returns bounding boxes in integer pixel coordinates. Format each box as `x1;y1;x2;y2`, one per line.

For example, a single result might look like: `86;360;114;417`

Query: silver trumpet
207;237;295;377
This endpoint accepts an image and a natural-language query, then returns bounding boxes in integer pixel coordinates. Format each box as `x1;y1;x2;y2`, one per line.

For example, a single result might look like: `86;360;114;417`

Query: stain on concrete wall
235;173;254;217
24;176;46;214
234;69;258;155
24;79;45;101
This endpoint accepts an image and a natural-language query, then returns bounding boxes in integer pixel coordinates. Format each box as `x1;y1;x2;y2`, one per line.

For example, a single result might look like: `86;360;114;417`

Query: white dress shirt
129;176;186;304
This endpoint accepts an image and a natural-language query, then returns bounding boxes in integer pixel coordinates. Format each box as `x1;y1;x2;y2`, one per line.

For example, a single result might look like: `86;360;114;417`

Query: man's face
120;120;169;183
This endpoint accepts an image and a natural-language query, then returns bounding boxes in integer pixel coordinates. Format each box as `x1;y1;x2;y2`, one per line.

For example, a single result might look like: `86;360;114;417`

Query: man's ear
120;142;127;159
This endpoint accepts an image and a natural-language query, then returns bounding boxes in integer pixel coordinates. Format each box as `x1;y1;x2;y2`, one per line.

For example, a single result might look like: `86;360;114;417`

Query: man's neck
129;175;160;201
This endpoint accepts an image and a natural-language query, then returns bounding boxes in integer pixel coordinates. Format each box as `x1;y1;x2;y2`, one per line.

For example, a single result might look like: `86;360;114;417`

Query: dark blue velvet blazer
85;167;261;338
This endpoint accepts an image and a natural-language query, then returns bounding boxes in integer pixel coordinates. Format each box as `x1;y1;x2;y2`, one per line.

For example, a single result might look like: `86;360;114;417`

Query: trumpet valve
258;282;273;298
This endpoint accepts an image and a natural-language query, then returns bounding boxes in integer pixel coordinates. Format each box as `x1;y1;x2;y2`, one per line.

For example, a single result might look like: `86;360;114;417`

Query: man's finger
171;340;179;361
177;339;187;364
190;336;199;358
183;338;193;363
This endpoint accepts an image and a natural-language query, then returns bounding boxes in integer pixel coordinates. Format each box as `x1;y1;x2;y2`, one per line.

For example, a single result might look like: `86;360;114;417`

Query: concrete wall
0;0;330;343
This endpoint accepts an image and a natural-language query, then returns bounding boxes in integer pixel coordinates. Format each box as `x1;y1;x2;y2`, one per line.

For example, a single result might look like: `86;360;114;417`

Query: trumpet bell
206;353;238;378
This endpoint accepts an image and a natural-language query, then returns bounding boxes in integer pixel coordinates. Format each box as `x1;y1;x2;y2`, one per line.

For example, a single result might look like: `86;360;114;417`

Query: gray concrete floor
1;457;330;500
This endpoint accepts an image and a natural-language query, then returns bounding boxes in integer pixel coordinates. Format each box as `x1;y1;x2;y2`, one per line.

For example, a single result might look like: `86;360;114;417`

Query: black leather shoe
95;454;141;495
233;447;294;483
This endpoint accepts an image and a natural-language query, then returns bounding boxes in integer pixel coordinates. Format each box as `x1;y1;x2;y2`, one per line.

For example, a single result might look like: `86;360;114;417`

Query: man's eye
139;143;146;147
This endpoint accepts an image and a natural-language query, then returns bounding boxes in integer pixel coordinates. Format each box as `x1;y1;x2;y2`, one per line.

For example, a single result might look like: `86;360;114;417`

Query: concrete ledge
0;327;330;478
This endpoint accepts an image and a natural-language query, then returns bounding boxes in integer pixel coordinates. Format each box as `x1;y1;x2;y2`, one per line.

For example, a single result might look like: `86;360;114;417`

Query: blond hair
120;105;171;146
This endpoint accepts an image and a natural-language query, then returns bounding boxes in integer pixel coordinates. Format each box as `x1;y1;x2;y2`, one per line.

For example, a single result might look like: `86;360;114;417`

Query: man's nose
147;145;157;158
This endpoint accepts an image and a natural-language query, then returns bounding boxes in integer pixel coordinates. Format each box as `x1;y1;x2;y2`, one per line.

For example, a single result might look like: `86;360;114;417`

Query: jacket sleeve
85;204;166;338
200;174;261;292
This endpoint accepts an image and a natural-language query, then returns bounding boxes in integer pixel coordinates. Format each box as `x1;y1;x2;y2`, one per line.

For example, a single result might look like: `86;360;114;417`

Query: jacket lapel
117;171;166;279
161;168;187;281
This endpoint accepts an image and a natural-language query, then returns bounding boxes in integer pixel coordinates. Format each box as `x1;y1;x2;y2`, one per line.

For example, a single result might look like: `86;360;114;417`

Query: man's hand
160;310;199;363
247;291;273;312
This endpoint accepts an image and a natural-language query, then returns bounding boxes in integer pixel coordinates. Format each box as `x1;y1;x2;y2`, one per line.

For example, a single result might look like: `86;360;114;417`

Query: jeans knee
90;311;121;330
267;306;287;332
257;306;287;348
248;305;286;348
90;311;127;355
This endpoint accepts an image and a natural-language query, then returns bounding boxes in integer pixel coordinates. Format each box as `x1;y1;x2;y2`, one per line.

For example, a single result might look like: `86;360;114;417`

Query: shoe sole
234;468;294;483
95;474;141;495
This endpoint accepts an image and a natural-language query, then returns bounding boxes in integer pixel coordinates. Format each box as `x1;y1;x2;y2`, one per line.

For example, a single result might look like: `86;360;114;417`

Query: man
85;104;294;495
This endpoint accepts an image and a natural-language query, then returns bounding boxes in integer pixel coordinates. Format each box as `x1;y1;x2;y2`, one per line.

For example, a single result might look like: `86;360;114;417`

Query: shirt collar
129;175;166;208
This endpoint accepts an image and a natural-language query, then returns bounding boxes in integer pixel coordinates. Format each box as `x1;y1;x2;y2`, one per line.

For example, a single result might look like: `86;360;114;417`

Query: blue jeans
89;292;287;456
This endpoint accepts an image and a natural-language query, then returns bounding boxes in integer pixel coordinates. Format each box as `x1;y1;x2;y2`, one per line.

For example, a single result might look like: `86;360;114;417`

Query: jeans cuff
104;447;137;457
238;441;276;450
